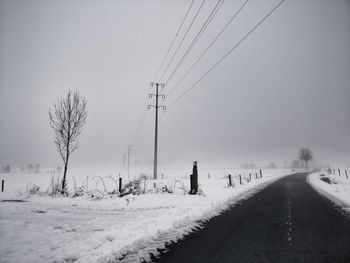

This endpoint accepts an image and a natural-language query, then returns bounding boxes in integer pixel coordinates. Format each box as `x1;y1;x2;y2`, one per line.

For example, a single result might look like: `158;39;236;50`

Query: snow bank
307;171;350;213
0;169;291;263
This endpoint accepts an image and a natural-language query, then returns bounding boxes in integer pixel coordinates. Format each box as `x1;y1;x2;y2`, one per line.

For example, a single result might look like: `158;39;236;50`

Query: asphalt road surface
151;173;350;263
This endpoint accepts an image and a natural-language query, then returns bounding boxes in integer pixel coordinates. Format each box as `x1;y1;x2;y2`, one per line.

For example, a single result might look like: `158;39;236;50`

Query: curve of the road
151;173;350;263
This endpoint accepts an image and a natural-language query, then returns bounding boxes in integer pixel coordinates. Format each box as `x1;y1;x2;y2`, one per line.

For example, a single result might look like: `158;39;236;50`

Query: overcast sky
0;0;349;171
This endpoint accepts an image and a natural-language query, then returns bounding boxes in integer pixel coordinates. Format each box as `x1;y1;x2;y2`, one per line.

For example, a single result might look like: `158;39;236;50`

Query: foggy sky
0;0;349;170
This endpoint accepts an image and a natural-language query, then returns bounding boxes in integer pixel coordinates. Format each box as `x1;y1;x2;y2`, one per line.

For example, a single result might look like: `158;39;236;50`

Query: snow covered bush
25;184;42;197
48;175;62;196
121;178;143;196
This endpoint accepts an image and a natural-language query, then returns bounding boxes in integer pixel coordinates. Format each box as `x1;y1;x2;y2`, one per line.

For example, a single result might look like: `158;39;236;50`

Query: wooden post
1;180;4;192
338;169;341;176
228;174;232;187
239;174;242;185
259;169;262;178
333;169;335;175
118;177;122;193
345;169;348;179
190;161;198;194
249;173;251;182
255;172;258;179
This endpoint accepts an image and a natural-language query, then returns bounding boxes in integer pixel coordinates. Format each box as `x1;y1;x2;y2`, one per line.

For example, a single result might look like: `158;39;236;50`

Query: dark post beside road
259;169;262;178
1;180;4;192
118;177;122;193
190;161;198;194
239;174;242;185
228;174;232;187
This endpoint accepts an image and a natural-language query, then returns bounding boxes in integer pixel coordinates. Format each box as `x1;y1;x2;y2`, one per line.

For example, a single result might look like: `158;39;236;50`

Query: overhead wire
152;0;195;82
167;0;286;109
158;0;207;83
163;0;225;86
166;0;249;97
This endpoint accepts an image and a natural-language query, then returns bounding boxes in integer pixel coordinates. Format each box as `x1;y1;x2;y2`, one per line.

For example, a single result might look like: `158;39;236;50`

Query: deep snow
0;168;292;263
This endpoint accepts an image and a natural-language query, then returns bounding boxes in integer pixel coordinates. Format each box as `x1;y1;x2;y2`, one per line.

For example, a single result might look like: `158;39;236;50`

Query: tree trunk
306;161;308;171
61;155;69;194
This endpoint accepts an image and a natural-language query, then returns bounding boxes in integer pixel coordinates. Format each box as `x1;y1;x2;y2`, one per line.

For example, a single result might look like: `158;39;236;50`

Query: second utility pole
148;82;166;179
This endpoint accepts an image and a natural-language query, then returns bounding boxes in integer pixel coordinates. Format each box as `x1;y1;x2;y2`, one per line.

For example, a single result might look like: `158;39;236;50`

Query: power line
153;0;195;82
167;0;286;109
133;110;166;158
158;0;207;83
163;0;224;86
167;0;249;97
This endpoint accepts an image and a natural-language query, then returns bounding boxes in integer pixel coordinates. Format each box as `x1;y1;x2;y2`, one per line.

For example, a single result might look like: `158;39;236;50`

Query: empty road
151;173;350;263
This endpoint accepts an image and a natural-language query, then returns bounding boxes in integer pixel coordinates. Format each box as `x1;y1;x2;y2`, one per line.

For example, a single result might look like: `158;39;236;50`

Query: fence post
333;169;335;175
119;177;122;193
239;174;242;185
255;172;258;179
345;169;348;179
1;180;4;192
249;173;251;182
259;169;262;178
228;174;232;187
338;169;341;176
190;161;198;194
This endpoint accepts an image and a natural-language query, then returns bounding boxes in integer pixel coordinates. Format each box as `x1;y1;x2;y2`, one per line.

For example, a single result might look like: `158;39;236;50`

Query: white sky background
0;0;349;170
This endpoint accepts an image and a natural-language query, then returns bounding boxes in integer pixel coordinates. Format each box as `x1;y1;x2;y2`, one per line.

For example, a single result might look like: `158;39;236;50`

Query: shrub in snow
25;184;42;197
48;175;62;196
72;177;86;197
121;178;143;196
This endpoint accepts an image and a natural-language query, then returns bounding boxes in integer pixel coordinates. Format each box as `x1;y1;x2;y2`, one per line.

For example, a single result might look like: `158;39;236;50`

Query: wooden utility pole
148;82;166;179
127;145;131;180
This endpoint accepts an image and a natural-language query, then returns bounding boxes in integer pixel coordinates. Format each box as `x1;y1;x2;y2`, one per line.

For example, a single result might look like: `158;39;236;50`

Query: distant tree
298;148;314;171
34;164;40;173
27;164;34;173
49;90;87;194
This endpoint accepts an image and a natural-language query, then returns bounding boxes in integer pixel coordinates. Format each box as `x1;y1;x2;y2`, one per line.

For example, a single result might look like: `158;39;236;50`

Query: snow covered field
308;170;350;213
0;168;292;263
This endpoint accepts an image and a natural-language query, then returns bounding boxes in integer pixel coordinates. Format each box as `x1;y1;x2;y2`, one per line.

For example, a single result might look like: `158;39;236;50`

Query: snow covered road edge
307;172;350;212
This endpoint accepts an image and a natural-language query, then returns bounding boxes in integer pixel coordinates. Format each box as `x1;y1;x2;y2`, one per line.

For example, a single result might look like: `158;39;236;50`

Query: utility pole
148;82;166;179
127;145;131;180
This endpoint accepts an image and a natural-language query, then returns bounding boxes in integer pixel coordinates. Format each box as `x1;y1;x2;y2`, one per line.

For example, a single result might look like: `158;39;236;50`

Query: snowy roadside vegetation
0;168;292;263
308;169;350;213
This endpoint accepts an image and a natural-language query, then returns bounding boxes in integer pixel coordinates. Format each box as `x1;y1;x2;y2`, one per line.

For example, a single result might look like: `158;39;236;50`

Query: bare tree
49;90;87;194
298;148;314;171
